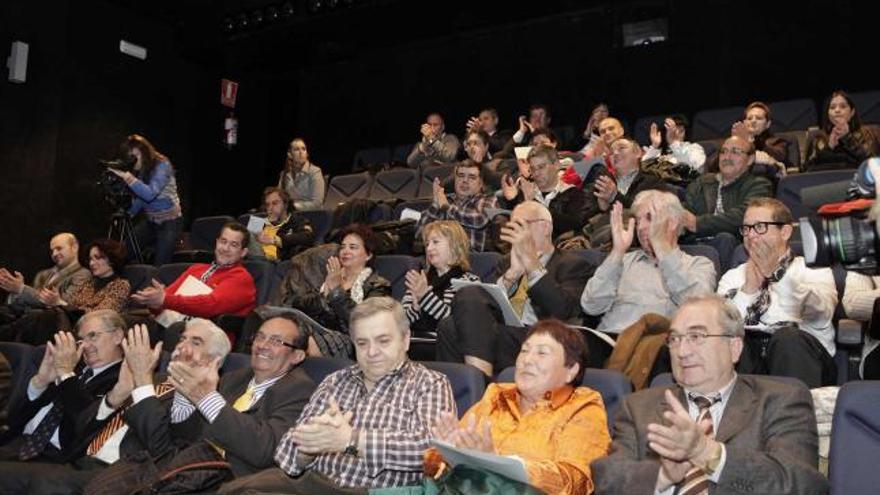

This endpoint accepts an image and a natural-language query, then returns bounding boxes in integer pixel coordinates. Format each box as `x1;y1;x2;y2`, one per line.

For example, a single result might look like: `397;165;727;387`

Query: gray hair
678;293;745;337
349;296;410;337
185;318;232;362
631;189;687;236
76;309;125;334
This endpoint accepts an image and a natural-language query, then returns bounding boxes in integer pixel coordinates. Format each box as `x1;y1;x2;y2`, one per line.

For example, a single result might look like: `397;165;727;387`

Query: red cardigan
162;263;256;318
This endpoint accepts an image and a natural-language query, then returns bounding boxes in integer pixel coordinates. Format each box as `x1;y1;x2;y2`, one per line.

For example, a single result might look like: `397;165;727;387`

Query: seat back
421;361;486;418
300;356;354;385
496;367;632;426
692;106;744;141
768;98;818;132
370;168;419;201
269;260;291;303
392;143;414;165
373;255;422;300
850;90;880;125
829;381;880;494
122;264;159;310
696;139;723;172
680;244;721;281
776;169;857;220
352;147;391;172
293;209;333;244
220;352;251;374
189;216;236;251
157;262;194;286
324;172;373;208
0;342;38;409
242;259;275;305
418;164;456;198
469;252;504;282
775;130;804;169
633;114;670;146
393;199;432;221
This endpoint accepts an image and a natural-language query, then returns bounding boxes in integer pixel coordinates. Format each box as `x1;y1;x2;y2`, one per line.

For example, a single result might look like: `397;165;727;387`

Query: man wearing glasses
417;160;499;251
592;294;827;494
680;135;773;270
0;309;124;464
717;198;837;388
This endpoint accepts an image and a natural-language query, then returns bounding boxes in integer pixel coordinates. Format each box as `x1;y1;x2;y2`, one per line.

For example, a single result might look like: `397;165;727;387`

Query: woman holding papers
423;320;611;495
402;221;480;334
19;239;131;344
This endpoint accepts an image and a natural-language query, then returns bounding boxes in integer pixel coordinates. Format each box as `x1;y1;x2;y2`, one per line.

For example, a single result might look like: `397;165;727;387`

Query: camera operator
107;134;183;266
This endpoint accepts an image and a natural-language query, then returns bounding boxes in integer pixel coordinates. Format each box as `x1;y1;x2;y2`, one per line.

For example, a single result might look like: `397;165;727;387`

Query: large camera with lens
800;157;879;274
96;156;136;211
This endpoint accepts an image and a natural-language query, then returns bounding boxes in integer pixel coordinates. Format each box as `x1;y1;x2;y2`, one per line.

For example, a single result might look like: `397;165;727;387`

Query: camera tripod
108;209;142;264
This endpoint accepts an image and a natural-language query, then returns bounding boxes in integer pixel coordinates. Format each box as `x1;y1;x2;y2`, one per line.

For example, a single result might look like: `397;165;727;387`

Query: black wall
0;0;875;279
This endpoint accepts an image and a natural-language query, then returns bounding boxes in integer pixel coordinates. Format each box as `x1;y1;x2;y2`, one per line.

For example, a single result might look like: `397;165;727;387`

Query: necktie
87;380;175;456
212;385;255;457
677;396;717;495
738;251;793;326
508;275;530;319
19;368;94;460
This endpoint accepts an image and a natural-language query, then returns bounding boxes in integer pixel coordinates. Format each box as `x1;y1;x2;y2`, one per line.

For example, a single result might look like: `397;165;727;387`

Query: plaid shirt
274;360;455;489
418;193;498;251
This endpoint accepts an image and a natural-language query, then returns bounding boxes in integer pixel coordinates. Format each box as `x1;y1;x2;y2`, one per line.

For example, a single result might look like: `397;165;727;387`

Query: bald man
437;201;595;376
1;234;91;339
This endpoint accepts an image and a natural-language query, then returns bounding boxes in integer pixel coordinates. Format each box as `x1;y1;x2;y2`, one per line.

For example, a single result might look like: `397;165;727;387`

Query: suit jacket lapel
715;377;756;442
219;369;256;412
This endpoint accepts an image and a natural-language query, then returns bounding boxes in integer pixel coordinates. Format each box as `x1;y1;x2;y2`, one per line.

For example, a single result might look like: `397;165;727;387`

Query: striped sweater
402;267;480;333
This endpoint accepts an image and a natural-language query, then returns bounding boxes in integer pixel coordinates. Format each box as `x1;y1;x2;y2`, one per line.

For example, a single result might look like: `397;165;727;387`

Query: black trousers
0;456;105;495
737;326;837;388
218;468;366;495
436;286;528;374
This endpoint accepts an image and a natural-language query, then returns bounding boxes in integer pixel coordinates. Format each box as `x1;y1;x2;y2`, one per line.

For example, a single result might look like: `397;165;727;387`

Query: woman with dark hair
18;239;131;345
108;134;183;265
803;90;880;171
278;137;325;211
291;224;391;357
421;320;611;495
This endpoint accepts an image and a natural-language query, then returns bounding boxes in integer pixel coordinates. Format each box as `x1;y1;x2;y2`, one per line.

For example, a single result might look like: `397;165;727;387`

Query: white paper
451;279;522;326
155;275;213;328
432;439;529;484
572;156;606;180
399;208;422;222
514;146;532;160
246;215;268;234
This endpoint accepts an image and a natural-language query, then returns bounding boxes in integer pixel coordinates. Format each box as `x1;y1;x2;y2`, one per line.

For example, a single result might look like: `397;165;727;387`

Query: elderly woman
402;221;480;335
804;90;880;171
425;320;611;495
21;239;131;345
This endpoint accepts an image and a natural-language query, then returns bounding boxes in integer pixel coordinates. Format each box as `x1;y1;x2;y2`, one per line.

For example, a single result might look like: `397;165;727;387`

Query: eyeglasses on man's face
665;331;737;347
252;332;297;349
738;221;787;236
76;329;117;346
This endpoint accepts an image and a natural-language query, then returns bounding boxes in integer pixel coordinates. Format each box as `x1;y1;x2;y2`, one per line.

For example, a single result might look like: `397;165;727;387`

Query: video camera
800;157;879;274
96;155;137;211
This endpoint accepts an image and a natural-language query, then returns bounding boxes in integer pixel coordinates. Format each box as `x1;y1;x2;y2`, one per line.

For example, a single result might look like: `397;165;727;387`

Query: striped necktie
677;395;718;495
87;381;175;456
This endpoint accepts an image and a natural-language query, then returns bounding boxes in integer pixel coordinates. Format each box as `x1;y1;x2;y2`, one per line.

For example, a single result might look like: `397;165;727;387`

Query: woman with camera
108;134;183;265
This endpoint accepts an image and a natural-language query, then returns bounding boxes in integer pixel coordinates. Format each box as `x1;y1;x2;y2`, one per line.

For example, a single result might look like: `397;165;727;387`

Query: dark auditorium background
0;0;873;277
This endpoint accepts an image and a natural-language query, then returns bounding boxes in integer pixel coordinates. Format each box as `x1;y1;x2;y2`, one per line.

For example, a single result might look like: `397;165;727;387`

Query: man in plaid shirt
219;297;456;494
417;161;499;252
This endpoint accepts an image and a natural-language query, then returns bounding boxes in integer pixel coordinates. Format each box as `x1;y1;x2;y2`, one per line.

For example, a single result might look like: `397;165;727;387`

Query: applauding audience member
803;90;880;171
586;136;667;218
641;114;706;174
278;137;326;211
465;107;510;155
407;113;461;168
718;198;837;387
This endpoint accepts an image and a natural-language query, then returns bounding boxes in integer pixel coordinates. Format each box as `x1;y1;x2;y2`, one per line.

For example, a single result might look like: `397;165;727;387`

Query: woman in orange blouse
38;238;131;313
427;319;611;494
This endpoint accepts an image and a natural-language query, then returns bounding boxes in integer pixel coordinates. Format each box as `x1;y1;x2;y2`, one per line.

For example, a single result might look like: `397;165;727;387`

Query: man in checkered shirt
219;297;456;494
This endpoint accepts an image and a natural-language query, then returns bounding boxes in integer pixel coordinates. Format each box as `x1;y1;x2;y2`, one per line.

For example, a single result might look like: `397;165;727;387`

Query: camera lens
801;214;878;273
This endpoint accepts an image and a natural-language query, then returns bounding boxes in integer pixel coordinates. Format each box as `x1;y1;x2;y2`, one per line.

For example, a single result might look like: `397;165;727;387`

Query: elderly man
581;190;717;336
219;297;455;494
0;233;91;340
718;198;837;387
438;201;595;376
681;135;773;269
406;112;461;168
417;160;499;252
591;294;827;494
0;309;124;464
251;187;315;261
500;144;588;238
132;222;257;323
588;136;667;217
278;137;326;212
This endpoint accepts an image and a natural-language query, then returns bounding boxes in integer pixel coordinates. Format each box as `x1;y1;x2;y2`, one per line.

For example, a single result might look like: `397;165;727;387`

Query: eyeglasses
252;332;297;349
666;332;737;347
738;221;788;236
76;329;117;345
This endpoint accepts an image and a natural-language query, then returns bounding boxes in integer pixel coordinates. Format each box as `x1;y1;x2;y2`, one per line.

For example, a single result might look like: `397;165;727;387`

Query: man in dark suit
591;294;827;494
0;309;124;463
437;201;595;376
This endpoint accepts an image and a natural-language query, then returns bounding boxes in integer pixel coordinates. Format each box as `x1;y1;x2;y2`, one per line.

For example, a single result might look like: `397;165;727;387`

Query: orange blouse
425;383;611;495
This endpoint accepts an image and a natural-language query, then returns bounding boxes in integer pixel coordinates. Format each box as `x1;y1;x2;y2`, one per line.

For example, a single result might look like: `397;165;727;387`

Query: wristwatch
344;427;360;456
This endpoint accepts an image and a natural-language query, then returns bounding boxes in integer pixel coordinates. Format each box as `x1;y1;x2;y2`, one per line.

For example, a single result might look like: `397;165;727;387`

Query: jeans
131;216;184;266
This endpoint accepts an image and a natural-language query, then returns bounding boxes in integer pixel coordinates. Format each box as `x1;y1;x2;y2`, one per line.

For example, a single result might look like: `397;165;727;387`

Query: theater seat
373;255;421;300
0;342;38;411
496;367;632;426
221;352;251;374
418;164;455;198
692;106;744;141
352;147;391;172
324;172;373;208
173;215;236;263
242;259;274;306
156;262;195;286
768;98;818;133
370;168;419;202
293;209;332;244
300;356;354;385
421;361;486;418
469;252;503;283
633;114;670;146
829;381;880;494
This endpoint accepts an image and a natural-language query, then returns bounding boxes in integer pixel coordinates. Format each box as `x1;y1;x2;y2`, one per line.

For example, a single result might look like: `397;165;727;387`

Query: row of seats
350;91;880;171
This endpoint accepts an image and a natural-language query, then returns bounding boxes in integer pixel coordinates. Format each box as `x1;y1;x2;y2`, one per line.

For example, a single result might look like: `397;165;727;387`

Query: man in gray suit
591;293;827;494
